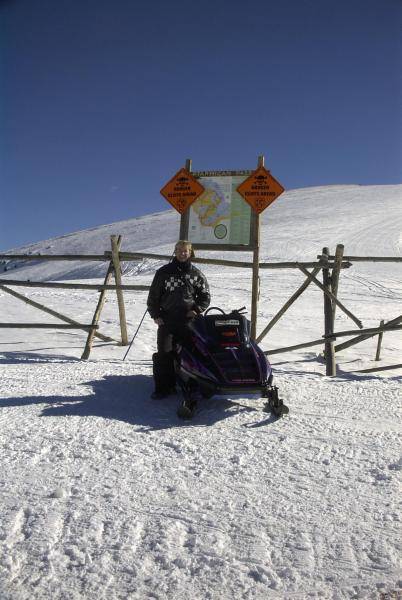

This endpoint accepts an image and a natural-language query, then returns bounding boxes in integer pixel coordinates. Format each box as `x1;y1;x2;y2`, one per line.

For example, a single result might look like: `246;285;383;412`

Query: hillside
2;184;401;281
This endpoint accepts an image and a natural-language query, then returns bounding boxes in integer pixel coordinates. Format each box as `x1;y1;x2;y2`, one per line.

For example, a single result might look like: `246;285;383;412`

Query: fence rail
0;279;150;291
2;250;352;271
0;324;97;330
321;254;402;263
0;254;107;261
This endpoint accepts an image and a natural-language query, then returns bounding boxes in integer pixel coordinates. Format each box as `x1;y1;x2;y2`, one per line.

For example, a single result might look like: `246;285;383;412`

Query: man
147;240;210;399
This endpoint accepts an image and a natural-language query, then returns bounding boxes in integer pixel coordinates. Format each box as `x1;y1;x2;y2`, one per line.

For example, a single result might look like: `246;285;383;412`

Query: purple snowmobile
175;307;289;419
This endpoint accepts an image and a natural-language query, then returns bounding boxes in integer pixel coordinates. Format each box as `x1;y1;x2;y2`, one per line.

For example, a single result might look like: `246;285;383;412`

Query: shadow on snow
0;351;81;364
0;374;274;431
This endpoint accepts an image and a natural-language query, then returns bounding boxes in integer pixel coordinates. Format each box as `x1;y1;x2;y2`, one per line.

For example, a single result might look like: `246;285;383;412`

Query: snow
0;184;401;599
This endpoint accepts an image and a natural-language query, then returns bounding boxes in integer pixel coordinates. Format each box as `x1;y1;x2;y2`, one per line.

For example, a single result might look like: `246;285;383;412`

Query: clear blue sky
1;0;401;250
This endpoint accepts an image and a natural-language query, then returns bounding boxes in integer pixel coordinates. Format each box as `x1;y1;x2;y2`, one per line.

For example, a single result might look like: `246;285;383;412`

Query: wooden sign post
250;157;263;340
179;159;193;239
236;156;285;339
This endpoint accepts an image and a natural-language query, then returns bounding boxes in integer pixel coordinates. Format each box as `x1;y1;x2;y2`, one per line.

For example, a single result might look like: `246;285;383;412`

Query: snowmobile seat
192;308;251;350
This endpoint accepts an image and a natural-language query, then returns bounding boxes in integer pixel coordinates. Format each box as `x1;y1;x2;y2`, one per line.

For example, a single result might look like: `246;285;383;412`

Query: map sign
187;175;251;245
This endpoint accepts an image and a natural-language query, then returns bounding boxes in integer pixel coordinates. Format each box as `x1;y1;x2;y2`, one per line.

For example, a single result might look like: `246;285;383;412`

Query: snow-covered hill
0;185;401;599
2;184;401;281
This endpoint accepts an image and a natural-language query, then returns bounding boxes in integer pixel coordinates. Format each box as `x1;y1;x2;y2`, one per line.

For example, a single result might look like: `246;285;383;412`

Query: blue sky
1;0;401;249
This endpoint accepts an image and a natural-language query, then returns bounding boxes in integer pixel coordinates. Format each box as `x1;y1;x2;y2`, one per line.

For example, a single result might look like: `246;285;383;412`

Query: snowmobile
174;307;288;419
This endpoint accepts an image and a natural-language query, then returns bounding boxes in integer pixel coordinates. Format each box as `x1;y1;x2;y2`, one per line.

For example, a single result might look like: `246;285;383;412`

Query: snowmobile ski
177;397;197;419
263;385;289;418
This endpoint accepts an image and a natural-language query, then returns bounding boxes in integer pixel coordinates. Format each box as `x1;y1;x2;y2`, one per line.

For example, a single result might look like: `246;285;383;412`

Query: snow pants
152;351;176;394
152;321;193;393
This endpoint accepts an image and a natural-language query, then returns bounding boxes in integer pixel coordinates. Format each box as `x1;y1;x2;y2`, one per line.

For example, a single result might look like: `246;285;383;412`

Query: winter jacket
147;258;210;324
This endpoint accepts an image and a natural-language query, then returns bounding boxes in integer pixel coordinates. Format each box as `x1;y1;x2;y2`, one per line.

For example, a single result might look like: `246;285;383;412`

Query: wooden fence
1;238;401;374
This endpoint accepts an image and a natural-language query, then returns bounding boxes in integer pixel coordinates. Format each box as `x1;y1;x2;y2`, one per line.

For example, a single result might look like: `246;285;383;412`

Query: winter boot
151;352;176;399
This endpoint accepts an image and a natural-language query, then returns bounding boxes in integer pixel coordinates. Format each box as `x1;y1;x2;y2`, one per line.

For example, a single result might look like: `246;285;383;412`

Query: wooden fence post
250;212;260;340
331;244;344;321
322;247;336;376
81;235;123;360
111;235;129;346
375;319;384;361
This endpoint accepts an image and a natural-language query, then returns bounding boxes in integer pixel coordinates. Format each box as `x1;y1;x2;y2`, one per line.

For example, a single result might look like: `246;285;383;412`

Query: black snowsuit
147;258;210;394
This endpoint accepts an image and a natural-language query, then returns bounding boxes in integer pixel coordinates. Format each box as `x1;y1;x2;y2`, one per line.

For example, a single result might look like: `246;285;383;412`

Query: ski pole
122;308;148;361
123;249;175;361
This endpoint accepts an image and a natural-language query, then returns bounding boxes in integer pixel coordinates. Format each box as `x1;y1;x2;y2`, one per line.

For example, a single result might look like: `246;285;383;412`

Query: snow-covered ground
0;185;401;599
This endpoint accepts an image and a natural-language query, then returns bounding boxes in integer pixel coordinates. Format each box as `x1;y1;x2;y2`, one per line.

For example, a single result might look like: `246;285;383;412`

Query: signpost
160;157;285;339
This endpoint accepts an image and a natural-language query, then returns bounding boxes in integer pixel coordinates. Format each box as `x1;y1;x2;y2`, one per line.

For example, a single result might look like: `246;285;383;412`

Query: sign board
160;168;205;214
185;174;253;247
236;166;285;214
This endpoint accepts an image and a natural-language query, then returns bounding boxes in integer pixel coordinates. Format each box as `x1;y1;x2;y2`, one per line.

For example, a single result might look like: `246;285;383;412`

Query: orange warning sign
236;166;285;214
160;168;205;214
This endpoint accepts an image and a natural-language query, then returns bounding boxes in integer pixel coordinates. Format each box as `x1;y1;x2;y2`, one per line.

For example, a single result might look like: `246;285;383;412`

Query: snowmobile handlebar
235;306;247;314
204;306;247;316
204;307;226;316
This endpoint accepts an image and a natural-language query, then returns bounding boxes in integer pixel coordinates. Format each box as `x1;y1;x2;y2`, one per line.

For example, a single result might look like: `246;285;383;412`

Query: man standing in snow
147;240;211;399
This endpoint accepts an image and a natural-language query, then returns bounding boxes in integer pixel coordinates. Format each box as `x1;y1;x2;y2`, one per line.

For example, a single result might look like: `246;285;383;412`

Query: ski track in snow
0;185;401;599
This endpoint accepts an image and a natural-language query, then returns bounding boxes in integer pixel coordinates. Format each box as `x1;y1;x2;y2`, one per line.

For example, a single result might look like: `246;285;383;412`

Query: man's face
175;244;192;262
